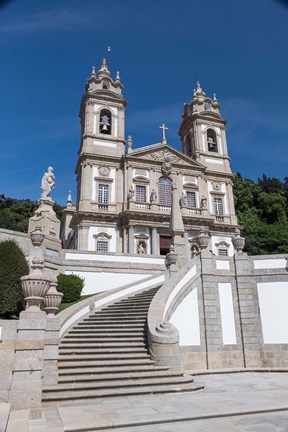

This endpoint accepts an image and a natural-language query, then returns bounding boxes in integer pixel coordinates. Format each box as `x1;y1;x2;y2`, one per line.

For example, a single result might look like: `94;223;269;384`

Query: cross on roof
159;123;168;143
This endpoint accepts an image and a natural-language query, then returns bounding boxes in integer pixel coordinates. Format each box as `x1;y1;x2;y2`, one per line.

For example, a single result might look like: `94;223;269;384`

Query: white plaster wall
205;158;223;165
218;283;237;345
183;176;198;186
170;288;200;346
254;259;287;270
93;139;117;148
257;282;288;344
65;252;165;265
211;236;234;256
88;227;116;252
163;265;197;318
216;260;230;270
65;270;150;295
132;169;149;179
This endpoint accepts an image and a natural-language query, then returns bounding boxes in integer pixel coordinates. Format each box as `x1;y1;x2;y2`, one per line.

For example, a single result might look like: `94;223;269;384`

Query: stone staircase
42;286;203;406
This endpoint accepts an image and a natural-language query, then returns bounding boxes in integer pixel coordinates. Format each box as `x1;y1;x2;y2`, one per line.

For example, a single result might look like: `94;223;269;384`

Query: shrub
0;240;29;318
57;273;84;303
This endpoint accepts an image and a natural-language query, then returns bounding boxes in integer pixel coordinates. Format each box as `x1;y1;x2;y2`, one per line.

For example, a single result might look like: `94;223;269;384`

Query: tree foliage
0;240;29;318
0;194;63;233
233;173;288;255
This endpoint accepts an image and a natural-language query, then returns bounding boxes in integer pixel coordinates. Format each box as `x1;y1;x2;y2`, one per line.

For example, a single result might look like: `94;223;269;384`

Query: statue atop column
28;166;60;239
41;167;55;199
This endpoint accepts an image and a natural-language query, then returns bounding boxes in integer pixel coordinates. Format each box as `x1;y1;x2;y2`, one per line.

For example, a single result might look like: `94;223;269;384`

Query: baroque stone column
128;225;135;254
151;227;158;255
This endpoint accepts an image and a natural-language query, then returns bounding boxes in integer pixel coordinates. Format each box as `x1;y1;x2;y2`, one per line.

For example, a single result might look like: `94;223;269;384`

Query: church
61;58;238;257
1;58;288;419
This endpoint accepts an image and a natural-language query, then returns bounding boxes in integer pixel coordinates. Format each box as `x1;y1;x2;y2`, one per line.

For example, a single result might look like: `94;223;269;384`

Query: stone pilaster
42;317;60;386
77;225;90;251
151;227;158;255
128;225;134;254
234;253;262;367
199;251;222;369
9;310;47;410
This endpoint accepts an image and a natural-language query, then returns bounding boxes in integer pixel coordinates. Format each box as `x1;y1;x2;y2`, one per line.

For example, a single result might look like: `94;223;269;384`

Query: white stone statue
150;189;157;203
41;167;55;199
137;242;146;254
180;191;187;207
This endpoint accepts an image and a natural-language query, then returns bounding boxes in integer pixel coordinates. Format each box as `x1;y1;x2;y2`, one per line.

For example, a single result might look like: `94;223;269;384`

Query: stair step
58;359;155;368
44;375;195;393
58;365;171;376
66;333;145;338
58;370;184;383
82;318;147;322
42;382;204;406
59;353;150;361
60;345;147;357
42;286;204;408
61;340;146;347
76;322;145;328
88;313;148;318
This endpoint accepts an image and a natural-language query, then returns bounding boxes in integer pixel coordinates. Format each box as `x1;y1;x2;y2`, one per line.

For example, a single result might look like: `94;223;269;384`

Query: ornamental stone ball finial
41;166;55;200
91;66;96;76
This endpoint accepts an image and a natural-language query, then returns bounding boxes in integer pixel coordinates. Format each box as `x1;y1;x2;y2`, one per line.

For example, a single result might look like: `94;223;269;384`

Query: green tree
0;240;29;318
0;195;63;233
233;174;288;255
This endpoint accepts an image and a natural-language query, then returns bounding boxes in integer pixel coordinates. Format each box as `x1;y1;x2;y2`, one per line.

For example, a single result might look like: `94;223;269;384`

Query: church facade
61;59;239;257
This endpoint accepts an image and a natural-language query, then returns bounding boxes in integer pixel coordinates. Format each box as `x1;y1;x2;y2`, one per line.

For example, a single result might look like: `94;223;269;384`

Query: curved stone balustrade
147;255;202;370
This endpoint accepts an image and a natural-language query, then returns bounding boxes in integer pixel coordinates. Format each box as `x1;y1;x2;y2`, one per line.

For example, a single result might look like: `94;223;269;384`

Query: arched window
204;102;211;111
99;109;111;135
102;80;110;90
158;176;172;206
207;128;218;152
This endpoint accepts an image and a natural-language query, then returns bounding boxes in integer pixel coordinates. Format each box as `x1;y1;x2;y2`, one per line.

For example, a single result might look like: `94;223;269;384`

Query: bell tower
178;81;231;174
78;58;127;158
72;59;127;250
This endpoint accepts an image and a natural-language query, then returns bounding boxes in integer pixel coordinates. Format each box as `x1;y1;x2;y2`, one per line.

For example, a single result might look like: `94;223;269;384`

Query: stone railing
147;255;201;371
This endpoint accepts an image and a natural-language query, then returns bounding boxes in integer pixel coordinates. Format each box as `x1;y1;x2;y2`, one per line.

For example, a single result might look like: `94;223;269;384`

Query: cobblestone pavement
8;372;288;431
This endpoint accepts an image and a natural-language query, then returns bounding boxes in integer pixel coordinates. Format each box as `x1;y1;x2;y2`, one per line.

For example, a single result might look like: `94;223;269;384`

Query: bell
101;123;108;132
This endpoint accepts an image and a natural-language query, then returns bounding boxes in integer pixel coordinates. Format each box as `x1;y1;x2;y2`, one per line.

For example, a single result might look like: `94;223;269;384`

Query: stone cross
159;123;168;143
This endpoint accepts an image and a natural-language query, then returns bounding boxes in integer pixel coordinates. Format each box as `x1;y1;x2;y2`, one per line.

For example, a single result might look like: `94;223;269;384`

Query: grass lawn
57;294;96;313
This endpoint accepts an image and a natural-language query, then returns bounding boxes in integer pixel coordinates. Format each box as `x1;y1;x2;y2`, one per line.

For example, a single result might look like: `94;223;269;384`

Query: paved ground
6;372;288;431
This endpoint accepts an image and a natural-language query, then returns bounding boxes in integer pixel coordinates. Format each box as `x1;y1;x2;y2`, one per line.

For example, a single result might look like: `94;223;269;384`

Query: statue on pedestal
41;167;55;199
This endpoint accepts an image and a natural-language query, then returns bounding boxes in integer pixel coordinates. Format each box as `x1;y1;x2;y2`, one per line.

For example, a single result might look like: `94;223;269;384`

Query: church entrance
159;236;171;255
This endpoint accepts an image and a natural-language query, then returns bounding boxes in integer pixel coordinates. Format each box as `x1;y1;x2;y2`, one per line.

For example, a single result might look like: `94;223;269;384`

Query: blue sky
0;0;287;205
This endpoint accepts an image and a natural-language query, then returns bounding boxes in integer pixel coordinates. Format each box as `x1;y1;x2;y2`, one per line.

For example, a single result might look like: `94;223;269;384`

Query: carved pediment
129;143;205;170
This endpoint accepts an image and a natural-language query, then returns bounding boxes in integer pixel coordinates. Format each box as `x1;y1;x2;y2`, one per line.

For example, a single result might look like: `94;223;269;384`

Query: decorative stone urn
232;228;245;253
44;277;63;316
21;227;51;312
196;229;210;250
166;244;177;267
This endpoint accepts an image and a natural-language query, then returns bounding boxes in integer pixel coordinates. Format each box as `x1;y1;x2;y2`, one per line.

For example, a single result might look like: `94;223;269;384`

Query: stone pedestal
28;198;60;238
42;317;61;386
9;310;47;410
